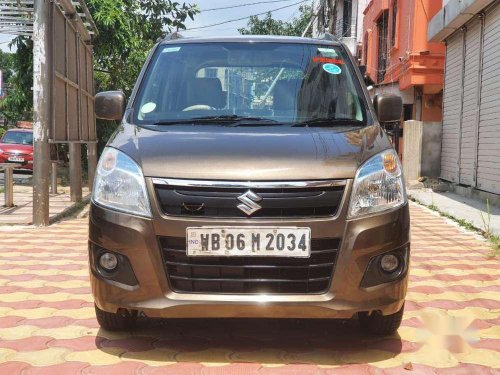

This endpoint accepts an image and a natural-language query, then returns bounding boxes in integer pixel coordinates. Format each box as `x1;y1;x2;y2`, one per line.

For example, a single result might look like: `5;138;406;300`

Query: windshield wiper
152;115;278;126
292;118;365;127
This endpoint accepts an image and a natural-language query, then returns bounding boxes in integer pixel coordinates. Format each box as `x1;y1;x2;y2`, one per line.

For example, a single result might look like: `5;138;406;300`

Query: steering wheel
182;104;215;112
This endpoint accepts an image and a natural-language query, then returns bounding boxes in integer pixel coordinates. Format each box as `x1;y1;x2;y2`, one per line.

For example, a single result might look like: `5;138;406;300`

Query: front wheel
94;304;137;331
358;303;404;336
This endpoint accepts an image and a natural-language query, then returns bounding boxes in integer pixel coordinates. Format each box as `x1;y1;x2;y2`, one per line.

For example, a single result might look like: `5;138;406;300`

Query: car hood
0;143;33;154
108;123;390;181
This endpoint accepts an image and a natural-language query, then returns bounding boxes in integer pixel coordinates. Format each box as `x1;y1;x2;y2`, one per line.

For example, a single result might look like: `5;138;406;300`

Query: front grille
4;152;29;156
160;236;340;294
154;182;345;218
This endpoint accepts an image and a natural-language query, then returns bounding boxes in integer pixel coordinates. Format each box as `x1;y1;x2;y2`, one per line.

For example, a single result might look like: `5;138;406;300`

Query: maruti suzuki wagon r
89;34;409;336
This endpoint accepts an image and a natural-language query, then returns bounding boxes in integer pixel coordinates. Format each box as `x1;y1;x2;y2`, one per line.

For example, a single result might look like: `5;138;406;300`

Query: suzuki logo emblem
237;190;262;216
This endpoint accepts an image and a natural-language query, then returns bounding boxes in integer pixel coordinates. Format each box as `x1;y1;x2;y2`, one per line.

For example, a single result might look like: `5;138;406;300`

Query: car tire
94;304;137;331
358;303;404;336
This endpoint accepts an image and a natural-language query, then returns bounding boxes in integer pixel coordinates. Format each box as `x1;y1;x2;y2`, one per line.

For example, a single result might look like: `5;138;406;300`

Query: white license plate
8;156;24;162
186;227;311;258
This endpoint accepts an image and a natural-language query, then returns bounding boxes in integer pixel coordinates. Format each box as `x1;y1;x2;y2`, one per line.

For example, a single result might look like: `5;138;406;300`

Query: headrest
186;77;225;108
273;79;303;111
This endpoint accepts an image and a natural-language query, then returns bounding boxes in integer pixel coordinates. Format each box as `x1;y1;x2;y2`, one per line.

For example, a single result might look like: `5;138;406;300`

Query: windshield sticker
313;57;344;64
140;102;156;114
318;47;338;57
162;46;181;53
323;63;342;75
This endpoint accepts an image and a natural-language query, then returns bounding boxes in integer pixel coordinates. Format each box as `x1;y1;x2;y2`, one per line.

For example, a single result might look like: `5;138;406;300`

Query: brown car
90;34;410;335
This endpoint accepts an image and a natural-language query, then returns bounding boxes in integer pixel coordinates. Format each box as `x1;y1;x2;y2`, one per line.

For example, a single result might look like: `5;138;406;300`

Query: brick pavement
0;203;498;374
0;186;90;225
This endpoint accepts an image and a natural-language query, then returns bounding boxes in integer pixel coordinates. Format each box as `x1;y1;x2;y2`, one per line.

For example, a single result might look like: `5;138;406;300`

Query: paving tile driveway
0;203;498;374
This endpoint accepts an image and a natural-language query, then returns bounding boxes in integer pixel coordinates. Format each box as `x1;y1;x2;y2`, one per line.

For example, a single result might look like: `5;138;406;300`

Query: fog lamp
99;252;118;271
380;254;399;273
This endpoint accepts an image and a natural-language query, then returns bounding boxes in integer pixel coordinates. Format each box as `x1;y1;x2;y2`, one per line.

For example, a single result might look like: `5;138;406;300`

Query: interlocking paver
0;202;498;374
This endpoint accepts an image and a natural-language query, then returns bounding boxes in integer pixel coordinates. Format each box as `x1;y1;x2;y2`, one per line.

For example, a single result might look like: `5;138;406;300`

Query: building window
377;11;389;83
342;0;353;37
205;68;217;78
391;0;398;47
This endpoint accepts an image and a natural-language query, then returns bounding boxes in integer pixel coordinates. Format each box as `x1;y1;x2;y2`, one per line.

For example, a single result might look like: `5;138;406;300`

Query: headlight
348;149;406;218
93;147;152;217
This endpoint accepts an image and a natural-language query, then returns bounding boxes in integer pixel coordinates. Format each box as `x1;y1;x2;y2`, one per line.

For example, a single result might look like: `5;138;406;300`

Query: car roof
5;129;33;133
160;34;341;47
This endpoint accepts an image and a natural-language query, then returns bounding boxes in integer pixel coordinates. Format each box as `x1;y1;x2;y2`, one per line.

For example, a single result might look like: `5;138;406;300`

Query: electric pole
32;0;51;226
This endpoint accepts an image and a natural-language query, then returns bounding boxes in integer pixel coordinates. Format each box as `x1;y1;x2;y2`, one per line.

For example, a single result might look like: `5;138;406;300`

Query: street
0;203;498;374
0;170;32;185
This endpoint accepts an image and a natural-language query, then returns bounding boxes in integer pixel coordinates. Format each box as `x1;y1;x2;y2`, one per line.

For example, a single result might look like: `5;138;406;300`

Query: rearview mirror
373;94;403;123
95;91;126;121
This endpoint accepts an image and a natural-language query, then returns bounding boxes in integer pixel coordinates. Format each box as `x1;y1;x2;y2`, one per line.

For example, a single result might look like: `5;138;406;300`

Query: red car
0;129;34;171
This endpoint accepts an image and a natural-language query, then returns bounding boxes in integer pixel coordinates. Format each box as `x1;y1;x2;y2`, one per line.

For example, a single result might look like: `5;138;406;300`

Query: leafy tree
85;0;199;152
238;4;313;37
87;0;198;96
0;37;33;123
0;50;14;84
0;49;14;127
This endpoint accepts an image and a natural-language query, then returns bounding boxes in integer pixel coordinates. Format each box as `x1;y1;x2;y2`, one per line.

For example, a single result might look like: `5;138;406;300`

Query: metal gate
477;2;500;194
460;18;482;187
441;32;463;183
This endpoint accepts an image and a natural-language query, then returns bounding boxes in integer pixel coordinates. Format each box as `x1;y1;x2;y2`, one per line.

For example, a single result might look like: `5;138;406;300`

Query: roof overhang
428;0;498;42
0;0;97;41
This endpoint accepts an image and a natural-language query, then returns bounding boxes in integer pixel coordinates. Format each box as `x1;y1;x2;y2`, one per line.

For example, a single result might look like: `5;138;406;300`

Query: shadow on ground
96;317;404;366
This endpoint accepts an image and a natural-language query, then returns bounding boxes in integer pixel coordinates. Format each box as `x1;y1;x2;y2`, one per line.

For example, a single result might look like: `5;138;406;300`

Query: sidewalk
0;186;89;225
408;188;500;237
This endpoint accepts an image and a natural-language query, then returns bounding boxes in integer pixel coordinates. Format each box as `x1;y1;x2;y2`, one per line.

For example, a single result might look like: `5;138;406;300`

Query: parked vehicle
0;128;34;170
89;34;409;336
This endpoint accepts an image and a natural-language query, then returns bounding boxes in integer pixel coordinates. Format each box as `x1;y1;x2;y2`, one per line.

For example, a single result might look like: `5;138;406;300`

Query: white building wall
312;0;367;56
437;0;500;195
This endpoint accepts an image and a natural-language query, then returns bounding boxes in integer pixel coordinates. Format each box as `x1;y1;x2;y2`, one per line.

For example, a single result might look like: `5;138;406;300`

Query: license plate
186;227;311;257
8;156;24;162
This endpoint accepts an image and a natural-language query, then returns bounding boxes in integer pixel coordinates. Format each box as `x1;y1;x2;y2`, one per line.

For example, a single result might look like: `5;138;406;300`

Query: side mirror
373;94;403;123
358;65;367;76
95;91;126;121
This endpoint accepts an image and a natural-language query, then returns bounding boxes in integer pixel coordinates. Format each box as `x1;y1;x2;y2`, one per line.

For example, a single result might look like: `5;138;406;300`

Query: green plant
489;236;500;258
0;37;33;123
479;199;492;238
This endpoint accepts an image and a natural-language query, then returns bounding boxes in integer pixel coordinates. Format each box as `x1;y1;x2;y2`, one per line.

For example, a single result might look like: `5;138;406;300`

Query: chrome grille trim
152;178;347;189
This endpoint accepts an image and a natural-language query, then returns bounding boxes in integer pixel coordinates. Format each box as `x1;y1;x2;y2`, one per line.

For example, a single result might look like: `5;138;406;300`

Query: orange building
361;0;445;146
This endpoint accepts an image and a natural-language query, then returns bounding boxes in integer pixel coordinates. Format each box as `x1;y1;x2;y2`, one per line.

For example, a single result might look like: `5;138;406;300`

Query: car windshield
1;131;33;145
132;42;369;126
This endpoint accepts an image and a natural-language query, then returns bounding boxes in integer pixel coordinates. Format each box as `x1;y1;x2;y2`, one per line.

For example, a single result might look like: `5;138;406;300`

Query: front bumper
0;156;33;170
88;183;410;319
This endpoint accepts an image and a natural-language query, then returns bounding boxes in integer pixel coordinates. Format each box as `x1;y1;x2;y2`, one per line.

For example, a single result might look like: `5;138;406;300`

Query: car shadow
95;317;404;366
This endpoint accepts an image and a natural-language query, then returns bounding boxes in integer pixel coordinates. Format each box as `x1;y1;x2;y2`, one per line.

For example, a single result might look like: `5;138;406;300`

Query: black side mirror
95;91;126;121
358;65;367;76
373;94;403;123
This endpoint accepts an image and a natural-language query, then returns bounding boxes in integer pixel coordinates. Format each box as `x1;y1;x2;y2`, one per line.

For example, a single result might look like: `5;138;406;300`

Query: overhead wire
201;0;297;12
183;0;309;31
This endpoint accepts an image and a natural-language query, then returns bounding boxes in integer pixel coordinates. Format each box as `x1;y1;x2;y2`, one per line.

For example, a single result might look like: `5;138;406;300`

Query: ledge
428;0;497;42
